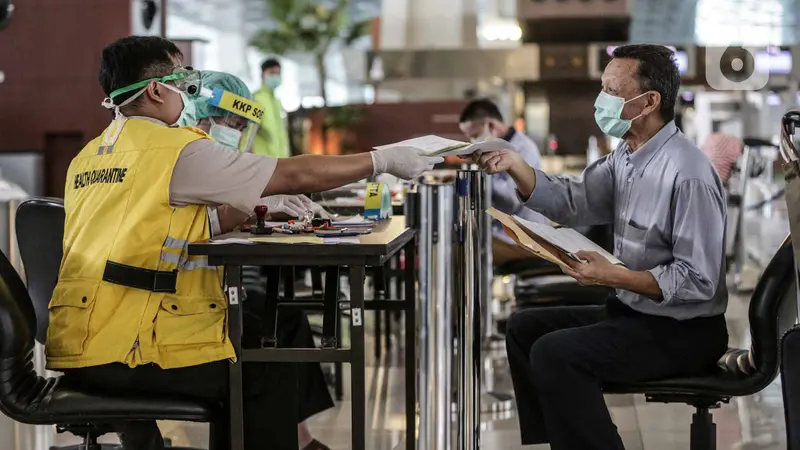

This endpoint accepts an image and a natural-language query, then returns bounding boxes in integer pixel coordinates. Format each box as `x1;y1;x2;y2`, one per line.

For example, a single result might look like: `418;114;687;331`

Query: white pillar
378;0;409;50
380;0;477;50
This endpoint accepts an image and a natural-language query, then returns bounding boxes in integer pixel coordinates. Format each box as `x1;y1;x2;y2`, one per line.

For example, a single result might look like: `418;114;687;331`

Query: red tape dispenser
250;205;274;235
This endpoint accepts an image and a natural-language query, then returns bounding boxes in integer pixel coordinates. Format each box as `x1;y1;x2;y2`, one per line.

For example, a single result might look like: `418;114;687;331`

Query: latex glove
370;147;444;180
257;195;309;218
295;194;331;219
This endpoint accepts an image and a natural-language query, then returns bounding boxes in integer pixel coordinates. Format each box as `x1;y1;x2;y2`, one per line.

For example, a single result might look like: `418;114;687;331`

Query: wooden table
188;217;417;450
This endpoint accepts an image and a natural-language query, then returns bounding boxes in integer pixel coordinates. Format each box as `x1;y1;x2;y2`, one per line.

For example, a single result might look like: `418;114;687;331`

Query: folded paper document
373;135;511;157
487;208;622;268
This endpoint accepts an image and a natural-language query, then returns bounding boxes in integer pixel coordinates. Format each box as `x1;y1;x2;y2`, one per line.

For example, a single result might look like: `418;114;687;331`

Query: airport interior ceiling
168;0;799;46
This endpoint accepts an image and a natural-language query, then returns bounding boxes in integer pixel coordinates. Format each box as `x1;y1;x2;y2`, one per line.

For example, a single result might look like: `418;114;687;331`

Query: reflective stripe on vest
159;250;216;271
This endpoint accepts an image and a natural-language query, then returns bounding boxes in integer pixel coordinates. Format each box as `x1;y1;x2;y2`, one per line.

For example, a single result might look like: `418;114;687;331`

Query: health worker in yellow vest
252;58;290;158
190;69;335;450
50;36;442;450
195;70;328;231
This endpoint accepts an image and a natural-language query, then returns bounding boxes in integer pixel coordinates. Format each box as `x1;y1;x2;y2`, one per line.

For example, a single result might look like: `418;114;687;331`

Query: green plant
249;0;371;106
323;105;365;131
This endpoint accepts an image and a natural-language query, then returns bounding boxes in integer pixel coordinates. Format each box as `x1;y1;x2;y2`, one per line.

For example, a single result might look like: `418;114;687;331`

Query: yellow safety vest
252;87;290;158
46;118;234;370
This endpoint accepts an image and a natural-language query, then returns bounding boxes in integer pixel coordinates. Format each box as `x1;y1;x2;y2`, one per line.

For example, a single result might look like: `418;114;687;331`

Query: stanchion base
482;334;505;351
481;391;514;414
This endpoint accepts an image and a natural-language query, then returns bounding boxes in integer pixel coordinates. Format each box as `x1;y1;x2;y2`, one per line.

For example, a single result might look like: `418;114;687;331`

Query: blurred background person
253;58;290;158
701;132;743;186
459;98;546;265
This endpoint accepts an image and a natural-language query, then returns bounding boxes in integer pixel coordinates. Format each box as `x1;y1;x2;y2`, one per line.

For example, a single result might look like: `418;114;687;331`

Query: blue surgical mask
594;91;648;138
208;118;242;150
264;74;282;90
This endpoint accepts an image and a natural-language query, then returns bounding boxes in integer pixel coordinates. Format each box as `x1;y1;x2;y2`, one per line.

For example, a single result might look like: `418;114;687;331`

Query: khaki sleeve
169;139;277;213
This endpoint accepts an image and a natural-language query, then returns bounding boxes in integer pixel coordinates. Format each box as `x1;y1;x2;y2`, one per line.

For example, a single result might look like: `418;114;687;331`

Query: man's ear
145;81;166;105
645;91;661;116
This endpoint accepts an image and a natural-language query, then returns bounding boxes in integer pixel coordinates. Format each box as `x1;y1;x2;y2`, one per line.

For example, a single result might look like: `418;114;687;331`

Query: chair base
51;444;205;450
51;445;119;450
644;396;723;450
691;406;717;450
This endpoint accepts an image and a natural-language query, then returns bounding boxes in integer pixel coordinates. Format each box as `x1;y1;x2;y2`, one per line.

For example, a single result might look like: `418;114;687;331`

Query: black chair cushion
604;368;755;399
515;275;612;306
495;258;560;277
0;361;213;425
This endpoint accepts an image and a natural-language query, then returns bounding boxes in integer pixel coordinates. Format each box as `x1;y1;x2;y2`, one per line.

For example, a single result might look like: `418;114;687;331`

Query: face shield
204;88;263;153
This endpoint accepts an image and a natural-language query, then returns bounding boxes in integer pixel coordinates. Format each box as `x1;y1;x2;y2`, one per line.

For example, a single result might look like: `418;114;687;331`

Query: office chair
604;237;797;450
12;197;219;449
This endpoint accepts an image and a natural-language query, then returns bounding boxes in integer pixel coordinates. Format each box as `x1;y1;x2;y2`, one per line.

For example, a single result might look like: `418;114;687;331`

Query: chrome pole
417;181;454;450
479;173;493;345
455;167;482;450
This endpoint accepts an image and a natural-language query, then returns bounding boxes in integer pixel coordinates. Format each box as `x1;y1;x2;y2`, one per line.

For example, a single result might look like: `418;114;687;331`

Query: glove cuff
370;150;386;176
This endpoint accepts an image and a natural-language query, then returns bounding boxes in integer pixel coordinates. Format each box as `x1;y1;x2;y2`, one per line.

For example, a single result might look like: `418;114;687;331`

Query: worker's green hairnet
193;70;253;120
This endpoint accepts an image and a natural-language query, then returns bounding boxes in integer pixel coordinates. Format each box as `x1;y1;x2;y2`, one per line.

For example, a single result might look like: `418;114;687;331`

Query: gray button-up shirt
525;121;727;320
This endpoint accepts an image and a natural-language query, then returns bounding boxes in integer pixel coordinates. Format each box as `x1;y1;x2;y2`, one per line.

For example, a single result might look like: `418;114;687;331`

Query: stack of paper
373;135;511;158
487;208;622;268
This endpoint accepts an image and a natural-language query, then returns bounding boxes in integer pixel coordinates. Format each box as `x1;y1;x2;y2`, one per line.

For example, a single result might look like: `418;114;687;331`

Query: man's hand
371;147;444;180
258;195;309;218
474;150;521;174
473;149;536;197
562;251;621;286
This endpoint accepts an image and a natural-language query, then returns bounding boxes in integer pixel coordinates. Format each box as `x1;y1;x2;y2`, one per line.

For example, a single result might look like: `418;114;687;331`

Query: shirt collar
129;116;168;126
624;120;678;170
502;127;517;142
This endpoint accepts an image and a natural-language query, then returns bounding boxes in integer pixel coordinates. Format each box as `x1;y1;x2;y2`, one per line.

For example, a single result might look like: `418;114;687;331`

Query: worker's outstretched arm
170;140;441;214
264;149;439;196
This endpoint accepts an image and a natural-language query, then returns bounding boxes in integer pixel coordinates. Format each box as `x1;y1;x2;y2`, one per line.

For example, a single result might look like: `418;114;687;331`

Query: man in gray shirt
476;44;728;450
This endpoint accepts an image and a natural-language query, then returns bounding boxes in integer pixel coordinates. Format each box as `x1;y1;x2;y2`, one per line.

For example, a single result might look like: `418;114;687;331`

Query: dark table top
188;216;415;266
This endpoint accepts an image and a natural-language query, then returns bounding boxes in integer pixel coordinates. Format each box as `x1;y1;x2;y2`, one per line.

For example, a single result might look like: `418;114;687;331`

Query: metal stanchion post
415;181;455;450
475;172;514;416
455;167;482;450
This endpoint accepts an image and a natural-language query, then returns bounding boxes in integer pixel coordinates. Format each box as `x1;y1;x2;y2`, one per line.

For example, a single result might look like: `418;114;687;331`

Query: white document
333;215;374;226
513;216;622;265
211;238;256;245
373;135;511;157
323;238;362;244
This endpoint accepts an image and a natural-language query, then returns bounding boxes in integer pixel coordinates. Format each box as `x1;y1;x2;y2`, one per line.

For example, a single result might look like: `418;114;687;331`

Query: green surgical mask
593;91;648;138
264;74;282;90
160;84;197;128
208;119;242;149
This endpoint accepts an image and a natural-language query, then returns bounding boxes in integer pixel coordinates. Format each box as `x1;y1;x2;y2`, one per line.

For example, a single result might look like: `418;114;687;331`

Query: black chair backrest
749;237;797;385
0;245;47;422
16;198;64;344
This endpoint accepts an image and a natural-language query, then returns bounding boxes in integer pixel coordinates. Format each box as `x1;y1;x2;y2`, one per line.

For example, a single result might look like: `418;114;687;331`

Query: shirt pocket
46;280;100;357
154;295;227;347
622;218;649;252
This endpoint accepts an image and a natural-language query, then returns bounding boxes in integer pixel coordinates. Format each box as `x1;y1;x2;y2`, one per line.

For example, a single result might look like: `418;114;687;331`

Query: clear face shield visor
205;89;263;153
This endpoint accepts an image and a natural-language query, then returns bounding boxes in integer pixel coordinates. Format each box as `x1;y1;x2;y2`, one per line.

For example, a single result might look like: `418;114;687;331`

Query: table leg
404;243;417;450
321;267;340;348
225;265;245;450
349;265;366;450
374;266;385;360
262;267;281;347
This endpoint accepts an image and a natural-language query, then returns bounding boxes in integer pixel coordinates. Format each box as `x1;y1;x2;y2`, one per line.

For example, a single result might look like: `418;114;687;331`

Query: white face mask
471;124;494;143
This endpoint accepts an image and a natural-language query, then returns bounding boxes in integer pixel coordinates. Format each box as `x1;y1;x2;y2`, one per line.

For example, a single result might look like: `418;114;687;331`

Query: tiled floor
42;201;795;450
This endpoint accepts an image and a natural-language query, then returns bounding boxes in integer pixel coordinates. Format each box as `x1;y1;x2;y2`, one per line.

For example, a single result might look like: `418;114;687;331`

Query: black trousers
505;297;728;450
62;299;334;450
